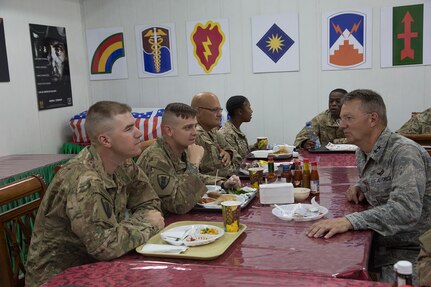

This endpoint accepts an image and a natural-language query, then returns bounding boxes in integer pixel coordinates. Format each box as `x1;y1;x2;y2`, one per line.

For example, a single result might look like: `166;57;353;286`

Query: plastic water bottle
305;121;321;149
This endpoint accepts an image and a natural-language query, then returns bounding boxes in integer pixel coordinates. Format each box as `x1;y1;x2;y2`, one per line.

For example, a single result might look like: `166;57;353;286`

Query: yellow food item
200;227;219;235
272;146;289;154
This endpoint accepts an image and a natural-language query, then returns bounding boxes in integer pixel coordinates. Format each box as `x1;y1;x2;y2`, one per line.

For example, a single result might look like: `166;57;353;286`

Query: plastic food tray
136;221;247;260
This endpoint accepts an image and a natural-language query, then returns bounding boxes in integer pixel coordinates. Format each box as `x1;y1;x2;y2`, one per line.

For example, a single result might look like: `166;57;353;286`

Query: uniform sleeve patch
101;198;112;219
157;174;170;190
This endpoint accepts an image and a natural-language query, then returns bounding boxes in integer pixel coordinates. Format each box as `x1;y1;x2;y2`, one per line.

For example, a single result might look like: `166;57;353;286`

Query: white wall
1;0;429;157
0;0;89;157
82;0;431;147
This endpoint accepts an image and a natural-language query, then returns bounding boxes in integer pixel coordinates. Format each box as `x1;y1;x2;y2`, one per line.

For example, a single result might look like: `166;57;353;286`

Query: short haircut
330;88;348;95
85;101;132;142
162;103;197;125
226;95;248;116
341;89;388;126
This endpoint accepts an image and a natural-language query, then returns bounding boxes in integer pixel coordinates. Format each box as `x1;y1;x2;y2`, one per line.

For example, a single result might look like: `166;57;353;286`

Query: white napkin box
259;182;294;204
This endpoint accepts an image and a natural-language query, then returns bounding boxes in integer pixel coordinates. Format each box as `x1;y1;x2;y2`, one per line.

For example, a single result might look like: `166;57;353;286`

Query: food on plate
214;194;237;205
198;197;216;204
207;191;222;199
271;146;289;154
199;227;219;235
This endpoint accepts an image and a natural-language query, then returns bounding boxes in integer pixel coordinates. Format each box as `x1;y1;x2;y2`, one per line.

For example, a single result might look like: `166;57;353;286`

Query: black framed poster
0;18;10;82
29;23;73;110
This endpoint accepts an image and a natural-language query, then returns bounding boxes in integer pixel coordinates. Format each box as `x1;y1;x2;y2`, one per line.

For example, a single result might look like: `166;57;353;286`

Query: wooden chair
0;175;46;287
402;134;431;156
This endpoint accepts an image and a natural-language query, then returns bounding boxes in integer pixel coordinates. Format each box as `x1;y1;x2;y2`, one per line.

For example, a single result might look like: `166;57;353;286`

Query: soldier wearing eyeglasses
191;92;241;178
307;89;431;283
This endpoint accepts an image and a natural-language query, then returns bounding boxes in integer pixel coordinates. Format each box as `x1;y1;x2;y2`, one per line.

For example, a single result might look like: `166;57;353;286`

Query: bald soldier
397;107;431;134
137;103;241;215
25;101;164;286
294;88;348;149
306;90;431;282
191;92;241;177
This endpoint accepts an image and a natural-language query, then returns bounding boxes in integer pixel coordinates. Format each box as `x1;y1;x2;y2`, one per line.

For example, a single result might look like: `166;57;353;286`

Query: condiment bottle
310;161;320;195
302;158;310;188
281;164;292;183
292;160;302;187
266;157;277;183
393;260;413;287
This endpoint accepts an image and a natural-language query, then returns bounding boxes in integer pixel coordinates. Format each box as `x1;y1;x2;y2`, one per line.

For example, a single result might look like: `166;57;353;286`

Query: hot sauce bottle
302;158;311;188
266;157;277;183
281;164;292;183
292;160;302;187
310;161;320;195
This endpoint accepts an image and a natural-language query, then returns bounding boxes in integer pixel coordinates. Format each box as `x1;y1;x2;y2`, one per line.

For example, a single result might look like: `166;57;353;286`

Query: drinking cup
257;137;268;150
221;200;241;232
248;167;264;190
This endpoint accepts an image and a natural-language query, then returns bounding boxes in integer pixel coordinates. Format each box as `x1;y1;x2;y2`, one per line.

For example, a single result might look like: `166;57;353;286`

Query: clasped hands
306;186;364;239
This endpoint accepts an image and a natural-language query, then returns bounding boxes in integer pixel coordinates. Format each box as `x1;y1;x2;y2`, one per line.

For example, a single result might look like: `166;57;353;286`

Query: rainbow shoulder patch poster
86;27;128;80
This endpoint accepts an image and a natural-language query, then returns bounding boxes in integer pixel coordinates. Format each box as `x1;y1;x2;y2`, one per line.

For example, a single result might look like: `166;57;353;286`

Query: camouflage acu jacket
418;229;431;286
345;128;431;249
219;121;255;166
195;124;240;177
137;137;221;215
294;109;346;147
25;145;162;287
397;107;431;134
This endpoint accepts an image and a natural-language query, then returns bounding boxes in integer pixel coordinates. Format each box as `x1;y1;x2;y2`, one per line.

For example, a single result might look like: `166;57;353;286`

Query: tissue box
259;182;294;204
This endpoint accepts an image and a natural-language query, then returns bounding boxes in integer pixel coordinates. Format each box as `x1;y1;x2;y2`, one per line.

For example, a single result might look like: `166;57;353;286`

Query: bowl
251;150;270;158
294;188;311;202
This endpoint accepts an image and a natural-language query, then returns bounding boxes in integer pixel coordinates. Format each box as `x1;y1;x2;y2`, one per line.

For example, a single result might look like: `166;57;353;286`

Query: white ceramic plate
272;203;328;222
160;224;224;247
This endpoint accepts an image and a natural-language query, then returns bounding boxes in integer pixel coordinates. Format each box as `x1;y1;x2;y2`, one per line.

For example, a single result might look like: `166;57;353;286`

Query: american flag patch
69;109;164;144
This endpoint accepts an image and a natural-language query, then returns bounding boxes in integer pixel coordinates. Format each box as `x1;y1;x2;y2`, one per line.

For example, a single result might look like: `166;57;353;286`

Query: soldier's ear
369;112;379;127
98;134;112;147
164;125;174;137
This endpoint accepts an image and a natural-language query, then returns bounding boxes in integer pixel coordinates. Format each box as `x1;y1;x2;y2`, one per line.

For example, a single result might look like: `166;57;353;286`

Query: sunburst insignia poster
251;14;299;73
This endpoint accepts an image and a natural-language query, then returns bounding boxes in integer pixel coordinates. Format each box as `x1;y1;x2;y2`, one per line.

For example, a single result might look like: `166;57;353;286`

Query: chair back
402;134;431;156
0;175;46;287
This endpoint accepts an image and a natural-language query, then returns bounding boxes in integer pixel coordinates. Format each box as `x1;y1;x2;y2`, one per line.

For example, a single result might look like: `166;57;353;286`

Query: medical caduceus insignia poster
186;19;230;75
135;23;178;78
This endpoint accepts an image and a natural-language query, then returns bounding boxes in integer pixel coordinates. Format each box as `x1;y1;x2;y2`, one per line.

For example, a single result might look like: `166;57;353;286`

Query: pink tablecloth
45;152;375;286
44;261;391;287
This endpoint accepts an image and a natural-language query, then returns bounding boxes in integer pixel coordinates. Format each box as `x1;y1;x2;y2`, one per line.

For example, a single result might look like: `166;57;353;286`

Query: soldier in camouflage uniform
25;101;164;287
219;95;258;167
191;92;241;177
418;229;431;286
294;88;348;149
397;107;431;134
137;103;241;215
307;90;431;282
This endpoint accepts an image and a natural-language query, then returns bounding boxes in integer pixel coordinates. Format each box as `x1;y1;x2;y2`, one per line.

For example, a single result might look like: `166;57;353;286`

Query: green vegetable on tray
225;188;252;195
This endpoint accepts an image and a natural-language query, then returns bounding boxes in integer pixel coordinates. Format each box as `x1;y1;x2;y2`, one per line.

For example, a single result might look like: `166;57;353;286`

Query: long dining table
44;151;388;286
